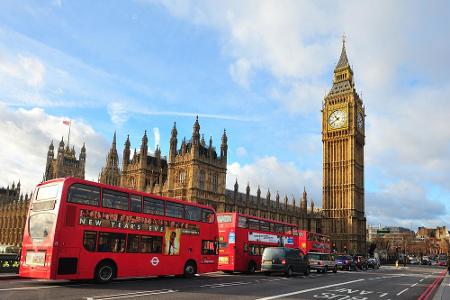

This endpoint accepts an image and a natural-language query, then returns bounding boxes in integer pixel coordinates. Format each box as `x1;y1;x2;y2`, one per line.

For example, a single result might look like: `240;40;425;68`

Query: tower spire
335;35;349;70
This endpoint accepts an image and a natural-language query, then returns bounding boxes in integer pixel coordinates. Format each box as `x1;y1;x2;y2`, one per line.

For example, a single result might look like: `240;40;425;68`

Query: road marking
0;282;92;292
411;283;418;287
397;288;408;296
84;289;177;300
420;279;424;282
200;281;252;288
254;279;365;300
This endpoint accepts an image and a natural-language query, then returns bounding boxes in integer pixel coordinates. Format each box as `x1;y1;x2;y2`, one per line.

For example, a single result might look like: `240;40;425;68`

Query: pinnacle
335;38;350;69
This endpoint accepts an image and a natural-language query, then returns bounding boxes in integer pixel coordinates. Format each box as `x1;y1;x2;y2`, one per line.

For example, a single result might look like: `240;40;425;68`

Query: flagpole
68;120;71;148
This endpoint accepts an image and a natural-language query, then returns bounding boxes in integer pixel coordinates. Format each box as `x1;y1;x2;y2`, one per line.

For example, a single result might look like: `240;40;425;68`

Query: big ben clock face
357;113;364;129
328;109;347;129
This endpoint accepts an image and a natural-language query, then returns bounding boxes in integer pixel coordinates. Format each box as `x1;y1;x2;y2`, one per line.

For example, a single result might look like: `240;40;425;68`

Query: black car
335;255;356;271
261;247;310;277
367;258;380;269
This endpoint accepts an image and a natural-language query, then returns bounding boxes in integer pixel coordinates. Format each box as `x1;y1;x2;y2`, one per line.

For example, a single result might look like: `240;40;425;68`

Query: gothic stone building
99;117;322;232
322;40;366;254
44;137;86;181
0;181;30;248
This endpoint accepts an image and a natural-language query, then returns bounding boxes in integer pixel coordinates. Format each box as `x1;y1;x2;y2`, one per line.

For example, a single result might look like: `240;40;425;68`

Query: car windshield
263;248;285;260
336;256;347;260
309;254;321;260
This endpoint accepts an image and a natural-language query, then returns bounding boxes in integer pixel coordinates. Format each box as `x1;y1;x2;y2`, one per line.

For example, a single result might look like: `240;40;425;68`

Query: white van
308;252;337;273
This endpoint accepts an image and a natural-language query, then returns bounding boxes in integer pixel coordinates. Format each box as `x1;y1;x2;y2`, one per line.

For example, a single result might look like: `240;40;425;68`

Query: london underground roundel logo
151;257;159;266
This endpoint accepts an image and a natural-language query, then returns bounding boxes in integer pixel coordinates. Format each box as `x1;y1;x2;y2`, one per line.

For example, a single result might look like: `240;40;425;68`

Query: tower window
178;170;186;184
199;170;205;190
211;173;218;193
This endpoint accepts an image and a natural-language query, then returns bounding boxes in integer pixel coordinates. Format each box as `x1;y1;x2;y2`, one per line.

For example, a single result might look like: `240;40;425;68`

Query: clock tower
322;39;366;254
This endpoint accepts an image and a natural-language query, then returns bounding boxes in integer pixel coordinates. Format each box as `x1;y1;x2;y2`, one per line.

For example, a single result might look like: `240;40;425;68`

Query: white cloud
366;180;447;229
229;58;252;88
153;127;160;149
227;156;321;204
0;53;45;88
107;102;129;126
0;105;108;193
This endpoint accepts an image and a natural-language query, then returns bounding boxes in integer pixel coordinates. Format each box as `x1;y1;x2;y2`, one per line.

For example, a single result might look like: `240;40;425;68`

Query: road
0;265;445;300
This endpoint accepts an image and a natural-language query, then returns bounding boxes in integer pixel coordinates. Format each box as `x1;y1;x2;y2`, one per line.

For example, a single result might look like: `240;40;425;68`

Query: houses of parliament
0;40;366;254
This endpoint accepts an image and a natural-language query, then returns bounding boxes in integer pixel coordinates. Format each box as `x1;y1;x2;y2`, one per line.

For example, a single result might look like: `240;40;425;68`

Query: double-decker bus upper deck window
238;216;248;228
166;202;185;219
274;223;284;233
35;184;59;201
202;209;215;223
68;184;100;206
102;189;129;210
260;221;270;232
284;226;293;235
248;218;260;230
185;205;201;221
217;214;232;223
143;197;164;216
130;195;142;212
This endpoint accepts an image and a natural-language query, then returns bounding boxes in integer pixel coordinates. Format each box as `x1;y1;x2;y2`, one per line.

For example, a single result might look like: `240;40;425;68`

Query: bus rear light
281;259;286;265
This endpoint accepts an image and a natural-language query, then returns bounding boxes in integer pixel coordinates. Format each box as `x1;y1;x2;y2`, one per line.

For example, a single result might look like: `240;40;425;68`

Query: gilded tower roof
335;39;349;70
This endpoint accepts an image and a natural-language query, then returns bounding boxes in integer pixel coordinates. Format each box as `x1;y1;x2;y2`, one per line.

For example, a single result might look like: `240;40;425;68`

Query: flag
63;120;71;126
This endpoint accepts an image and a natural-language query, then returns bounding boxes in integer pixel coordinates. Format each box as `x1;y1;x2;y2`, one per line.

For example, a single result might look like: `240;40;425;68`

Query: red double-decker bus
298;230;331;254
217;212;299;273
19;177;218;282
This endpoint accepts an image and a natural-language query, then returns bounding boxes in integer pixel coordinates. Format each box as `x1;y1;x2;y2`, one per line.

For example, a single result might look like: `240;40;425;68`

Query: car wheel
333;266;337;273
264;271;271;276
304;266;310;276
286;266;293;277
324;266;328;273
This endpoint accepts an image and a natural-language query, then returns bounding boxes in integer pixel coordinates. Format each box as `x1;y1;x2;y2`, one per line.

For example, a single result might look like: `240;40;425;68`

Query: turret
58;137;65;158
300;186;308;213
123;134;130;169
256;185;261;205
169;122;177;162
284;195;288;210
191;116;200;156
276;191;280;209
266;189;271;207
221;129;228;159
181;137;187;155
155;145;161;160
234;179;239;193
79;142;86;178
140;130;148;168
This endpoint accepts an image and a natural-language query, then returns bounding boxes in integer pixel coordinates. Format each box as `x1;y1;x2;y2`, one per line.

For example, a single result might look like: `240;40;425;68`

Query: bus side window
130;195;142;213
68;184;100;206
140;236;162;253
202;209;215;223
127;234;140;253
185;205;202;221
102;189;129;211
143;197;165;216
166;202;185;219
83;231;97;252
98;232;126;252
202;240;218;255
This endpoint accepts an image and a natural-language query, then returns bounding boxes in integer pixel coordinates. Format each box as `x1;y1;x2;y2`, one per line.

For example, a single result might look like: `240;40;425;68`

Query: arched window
211;173;218;193
178;169;186;184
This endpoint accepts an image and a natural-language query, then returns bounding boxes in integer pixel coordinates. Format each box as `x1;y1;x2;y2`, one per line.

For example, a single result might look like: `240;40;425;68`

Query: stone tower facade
44;137;86;181
99;131;121;186
322;40;366;254
164;118;227;211
119;131;168;193
0;181;30;248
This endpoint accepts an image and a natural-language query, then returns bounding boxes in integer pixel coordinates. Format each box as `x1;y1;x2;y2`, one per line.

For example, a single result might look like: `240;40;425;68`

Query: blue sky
0;0;449;230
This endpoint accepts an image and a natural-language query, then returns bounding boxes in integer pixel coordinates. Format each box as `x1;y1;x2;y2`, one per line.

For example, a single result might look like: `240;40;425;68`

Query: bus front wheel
95;261;116;283
183;261;197;278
